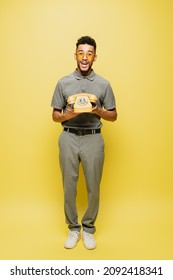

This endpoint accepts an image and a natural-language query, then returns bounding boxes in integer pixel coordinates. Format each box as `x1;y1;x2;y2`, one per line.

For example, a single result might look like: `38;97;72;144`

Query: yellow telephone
67;93;97;113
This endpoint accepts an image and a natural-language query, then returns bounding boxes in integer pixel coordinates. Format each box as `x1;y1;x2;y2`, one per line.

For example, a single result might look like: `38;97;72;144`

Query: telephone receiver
67;93;97;113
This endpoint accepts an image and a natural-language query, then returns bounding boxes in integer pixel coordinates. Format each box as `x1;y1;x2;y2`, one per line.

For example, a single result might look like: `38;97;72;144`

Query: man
51;36;117;249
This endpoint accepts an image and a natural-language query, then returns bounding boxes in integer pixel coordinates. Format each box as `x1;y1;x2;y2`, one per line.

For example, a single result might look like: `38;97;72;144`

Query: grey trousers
58;130;105;234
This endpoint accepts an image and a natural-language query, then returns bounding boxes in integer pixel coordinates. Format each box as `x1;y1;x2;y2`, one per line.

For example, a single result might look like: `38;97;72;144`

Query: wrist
98;107;103;117
63;112;71;121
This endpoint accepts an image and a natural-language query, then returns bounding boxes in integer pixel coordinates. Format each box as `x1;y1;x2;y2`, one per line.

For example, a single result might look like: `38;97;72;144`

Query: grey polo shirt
51;70;116;129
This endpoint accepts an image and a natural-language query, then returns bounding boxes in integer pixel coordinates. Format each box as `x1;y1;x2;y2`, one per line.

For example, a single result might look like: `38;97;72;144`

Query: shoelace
69;231;78;238
84;233;94;239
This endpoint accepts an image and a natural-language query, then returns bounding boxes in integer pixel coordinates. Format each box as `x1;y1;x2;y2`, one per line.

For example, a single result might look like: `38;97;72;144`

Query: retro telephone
67;93;97;113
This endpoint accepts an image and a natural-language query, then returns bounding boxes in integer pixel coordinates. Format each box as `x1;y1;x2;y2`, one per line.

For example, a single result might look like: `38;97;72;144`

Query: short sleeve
51;81;65;110
103;83;116;110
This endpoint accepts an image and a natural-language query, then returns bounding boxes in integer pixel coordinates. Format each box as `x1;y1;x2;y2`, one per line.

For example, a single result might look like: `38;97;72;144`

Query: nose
82;53;87;59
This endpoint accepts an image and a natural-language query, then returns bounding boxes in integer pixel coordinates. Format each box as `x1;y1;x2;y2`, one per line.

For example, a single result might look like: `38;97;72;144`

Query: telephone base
74;107;92;113
67;93;97;113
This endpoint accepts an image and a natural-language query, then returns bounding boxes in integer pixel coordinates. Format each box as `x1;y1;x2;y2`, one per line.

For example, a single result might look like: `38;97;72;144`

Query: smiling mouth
80;62;88;68
81;61;88;65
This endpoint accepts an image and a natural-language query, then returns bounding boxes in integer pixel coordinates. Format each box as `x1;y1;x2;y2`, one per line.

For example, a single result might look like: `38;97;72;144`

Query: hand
92;106;117;121
91;105;102;116
65;106;81;120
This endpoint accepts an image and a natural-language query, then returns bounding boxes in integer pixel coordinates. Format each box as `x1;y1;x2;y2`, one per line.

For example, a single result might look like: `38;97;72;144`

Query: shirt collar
73;69;95;81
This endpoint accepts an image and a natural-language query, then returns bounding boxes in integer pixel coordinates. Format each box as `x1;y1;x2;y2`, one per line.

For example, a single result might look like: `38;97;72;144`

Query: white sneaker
82;231;96;249
64;230;80;249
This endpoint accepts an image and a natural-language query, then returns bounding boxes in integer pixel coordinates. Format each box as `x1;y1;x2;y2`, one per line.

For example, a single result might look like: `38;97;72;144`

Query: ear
74;53;77;60
94;54;97;62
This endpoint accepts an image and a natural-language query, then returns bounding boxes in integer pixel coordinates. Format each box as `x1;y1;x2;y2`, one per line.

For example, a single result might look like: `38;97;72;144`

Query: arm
92;106;117;122
52;107;80;123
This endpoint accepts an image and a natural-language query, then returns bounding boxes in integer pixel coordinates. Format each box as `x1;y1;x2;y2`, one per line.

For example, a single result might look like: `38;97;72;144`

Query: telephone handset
67;93;97;113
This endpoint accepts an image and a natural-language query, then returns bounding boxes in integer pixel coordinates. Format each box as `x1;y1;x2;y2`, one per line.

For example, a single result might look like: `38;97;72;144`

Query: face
75;44;97;76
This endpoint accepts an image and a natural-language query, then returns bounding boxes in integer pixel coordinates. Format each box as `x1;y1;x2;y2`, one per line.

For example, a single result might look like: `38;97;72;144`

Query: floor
0;192;173;260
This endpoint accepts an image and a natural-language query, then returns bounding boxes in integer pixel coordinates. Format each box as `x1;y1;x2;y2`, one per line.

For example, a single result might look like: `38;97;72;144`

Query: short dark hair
76;36;97;52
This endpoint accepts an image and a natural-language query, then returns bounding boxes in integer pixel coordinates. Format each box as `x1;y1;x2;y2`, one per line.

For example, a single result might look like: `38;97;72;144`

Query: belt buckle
76;129;84;136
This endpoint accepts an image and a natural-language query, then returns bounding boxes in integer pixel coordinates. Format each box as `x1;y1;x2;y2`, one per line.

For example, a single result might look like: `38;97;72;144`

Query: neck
76;68;92;77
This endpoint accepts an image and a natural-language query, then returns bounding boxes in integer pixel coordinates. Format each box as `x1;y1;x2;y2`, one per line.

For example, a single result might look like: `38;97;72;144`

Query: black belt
64;127;101;136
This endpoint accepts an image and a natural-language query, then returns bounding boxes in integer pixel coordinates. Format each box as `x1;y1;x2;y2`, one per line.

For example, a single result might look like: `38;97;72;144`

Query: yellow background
0;0;173;260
